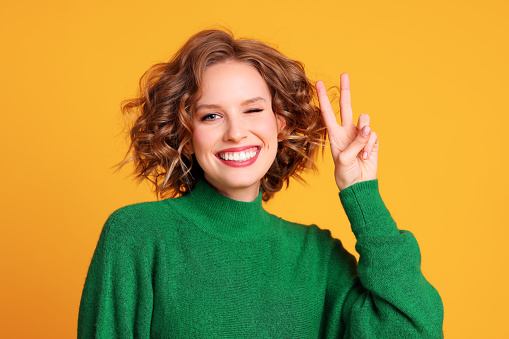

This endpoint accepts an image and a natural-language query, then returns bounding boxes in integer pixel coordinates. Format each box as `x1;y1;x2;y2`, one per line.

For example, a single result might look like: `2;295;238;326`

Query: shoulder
99;199;179;246
273;217;357;273
108;199;170;223
277;216;335;240
275;217;340;254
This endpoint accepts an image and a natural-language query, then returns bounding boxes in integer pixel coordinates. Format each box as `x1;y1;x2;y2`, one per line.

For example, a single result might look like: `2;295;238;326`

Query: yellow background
1;0;507;337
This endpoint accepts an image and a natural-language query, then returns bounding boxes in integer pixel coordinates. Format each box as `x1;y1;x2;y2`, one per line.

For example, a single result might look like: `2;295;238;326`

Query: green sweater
78;179;443;338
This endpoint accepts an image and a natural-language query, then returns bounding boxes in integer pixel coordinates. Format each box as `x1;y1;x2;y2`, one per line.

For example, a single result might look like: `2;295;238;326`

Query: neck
175;178;272;240
203;176;261;202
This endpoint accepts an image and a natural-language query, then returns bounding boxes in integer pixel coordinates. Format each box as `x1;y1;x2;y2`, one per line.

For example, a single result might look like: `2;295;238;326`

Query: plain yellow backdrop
1;0;507;337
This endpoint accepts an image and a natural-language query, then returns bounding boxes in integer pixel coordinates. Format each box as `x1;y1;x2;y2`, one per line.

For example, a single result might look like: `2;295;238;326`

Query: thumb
340;125;371;161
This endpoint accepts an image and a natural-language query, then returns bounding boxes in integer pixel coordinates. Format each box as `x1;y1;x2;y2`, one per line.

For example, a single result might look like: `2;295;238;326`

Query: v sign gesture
316;73;379;191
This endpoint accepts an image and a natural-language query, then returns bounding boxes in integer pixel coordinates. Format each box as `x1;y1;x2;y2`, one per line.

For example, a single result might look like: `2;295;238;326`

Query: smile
218;147;259;162
215;146;261;167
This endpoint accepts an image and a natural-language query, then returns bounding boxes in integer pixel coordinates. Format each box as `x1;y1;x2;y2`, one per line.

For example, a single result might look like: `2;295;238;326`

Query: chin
224;178;261;190
206;174;261;191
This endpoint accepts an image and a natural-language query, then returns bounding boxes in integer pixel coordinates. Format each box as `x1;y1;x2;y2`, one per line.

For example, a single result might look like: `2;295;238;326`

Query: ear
276;114;287;141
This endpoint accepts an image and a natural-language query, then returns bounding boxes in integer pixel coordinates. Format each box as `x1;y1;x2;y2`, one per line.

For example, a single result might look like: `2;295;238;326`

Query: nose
223;116;248;143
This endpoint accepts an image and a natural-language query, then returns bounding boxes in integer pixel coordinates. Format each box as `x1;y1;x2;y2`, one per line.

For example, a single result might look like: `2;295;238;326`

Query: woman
78;29;444;338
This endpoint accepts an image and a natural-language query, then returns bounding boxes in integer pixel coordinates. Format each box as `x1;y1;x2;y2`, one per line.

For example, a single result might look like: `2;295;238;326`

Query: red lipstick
215;146;261;167
217;145;259;153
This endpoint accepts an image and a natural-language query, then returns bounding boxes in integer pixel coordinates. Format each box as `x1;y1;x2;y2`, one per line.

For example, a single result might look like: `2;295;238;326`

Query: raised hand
316;73;379;191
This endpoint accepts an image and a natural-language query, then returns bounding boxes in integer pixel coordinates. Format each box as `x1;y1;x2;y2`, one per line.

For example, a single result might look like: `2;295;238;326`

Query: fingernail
363;152;368;159
362;126;370;137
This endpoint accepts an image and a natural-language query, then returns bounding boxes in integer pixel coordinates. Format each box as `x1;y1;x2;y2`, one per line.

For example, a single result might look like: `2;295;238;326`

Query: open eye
201;113;220;121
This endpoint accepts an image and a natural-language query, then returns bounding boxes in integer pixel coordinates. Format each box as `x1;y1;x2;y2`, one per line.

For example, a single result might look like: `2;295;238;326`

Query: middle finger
340;73;355;128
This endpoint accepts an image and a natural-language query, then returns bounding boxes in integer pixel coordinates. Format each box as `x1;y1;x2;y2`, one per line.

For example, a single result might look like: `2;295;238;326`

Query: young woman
78;29;444;338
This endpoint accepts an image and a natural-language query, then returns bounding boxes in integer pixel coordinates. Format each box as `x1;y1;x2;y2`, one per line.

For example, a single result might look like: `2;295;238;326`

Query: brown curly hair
120;29;326;201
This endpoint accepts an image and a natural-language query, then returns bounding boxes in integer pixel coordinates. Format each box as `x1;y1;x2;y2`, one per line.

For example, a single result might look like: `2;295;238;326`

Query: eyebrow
195;97;266;111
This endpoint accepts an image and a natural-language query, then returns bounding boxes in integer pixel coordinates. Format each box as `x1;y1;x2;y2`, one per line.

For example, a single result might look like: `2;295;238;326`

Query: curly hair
120;29;326;201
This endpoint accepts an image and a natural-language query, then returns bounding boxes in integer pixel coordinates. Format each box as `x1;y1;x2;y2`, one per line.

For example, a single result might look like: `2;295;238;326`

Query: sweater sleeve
78;209;154;339
323;180;444;338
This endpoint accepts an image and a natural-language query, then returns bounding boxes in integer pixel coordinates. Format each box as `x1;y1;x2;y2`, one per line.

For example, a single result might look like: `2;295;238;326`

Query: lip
215;145;261;168
216;145;260;154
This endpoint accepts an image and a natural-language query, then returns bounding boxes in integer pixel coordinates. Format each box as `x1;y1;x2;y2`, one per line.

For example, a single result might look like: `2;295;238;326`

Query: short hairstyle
120;29;326;201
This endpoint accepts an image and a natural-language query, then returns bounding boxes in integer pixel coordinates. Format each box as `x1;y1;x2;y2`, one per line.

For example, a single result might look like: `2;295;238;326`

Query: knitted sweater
78;179;443;338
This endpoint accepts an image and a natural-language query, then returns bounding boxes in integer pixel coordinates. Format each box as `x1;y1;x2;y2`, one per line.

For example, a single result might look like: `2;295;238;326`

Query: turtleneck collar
172;179;275;241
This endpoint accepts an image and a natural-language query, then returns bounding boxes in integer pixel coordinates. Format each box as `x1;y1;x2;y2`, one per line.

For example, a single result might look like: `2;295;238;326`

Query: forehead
197;61;271;105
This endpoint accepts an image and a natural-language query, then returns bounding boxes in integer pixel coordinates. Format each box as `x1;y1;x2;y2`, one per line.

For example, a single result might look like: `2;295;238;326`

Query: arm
78;209;154;339
338;180;443;338
316;75;443;337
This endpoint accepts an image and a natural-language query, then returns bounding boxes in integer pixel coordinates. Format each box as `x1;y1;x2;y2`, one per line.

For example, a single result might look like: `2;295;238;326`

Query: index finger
340;73;354;127
316;80;340;132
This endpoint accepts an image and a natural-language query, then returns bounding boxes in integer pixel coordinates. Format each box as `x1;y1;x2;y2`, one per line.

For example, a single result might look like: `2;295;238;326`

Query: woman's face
190;61;285;202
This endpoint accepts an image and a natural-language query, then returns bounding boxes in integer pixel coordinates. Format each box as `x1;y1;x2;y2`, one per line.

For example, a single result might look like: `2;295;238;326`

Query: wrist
337;176;376;192
338;179;399;238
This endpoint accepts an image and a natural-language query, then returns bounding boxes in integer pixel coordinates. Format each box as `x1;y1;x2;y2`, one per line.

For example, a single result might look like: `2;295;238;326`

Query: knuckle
338;153;349;165
373;133;379;145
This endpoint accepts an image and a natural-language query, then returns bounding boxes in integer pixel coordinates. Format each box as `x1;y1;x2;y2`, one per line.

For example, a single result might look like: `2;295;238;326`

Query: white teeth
218;148;259;162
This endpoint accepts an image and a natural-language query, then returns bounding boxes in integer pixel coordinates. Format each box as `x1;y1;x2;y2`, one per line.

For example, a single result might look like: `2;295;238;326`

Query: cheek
253;116;279;165
191;128;213;156
256;116;279;141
